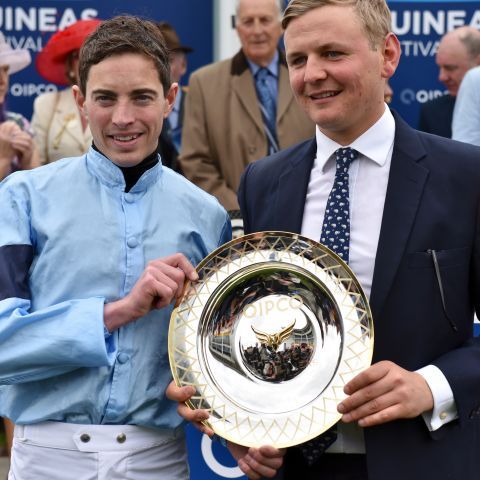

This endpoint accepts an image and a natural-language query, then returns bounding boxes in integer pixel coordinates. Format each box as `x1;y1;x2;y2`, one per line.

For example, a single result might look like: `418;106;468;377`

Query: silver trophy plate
169;232;373;448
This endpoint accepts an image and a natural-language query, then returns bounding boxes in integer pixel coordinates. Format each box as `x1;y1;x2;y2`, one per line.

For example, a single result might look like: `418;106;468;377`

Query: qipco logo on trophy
241;293;312;383
169;232;373;448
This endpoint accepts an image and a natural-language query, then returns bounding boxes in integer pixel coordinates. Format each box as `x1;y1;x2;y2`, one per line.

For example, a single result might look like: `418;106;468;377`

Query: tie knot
256;67;269;82
334;147;358;172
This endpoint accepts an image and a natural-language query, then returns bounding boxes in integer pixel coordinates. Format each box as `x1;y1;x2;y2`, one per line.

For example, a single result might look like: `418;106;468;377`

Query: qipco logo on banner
185;425;246;480
201;435;244;479
10;82;57;98
399;88;447;105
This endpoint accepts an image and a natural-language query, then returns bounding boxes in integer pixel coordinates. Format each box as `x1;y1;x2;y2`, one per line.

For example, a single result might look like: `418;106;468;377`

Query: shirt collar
247;50;279;78
314;105;395;172
86;146;162;193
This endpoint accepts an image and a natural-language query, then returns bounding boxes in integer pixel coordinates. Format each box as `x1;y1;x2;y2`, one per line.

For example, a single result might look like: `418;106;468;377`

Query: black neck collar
92;143;159;192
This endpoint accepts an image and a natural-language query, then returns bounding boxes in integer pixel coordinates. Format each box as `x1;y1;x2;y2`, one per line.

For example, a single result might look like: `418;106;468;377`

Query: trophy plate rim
169;231;374;448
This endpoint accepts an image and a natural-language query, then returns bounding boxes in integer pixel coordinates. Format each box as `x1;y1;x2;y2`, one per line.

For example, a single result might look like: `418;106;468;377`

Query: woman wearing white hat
0;32;40;180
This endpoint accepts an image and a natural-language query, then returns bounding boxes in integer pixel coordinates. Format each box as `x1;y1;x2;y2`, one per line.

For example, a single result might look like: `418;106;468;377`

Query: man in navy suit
169;1;480;479
237;1;480;479
417;26;480;138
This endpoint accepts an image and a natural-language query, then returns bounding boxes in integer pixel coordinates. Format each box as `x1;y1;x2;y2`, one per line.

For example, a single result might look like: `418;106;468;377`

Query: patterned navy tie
255;67;278;152
301;147;358;466
300;428;338;466
320;147;359;264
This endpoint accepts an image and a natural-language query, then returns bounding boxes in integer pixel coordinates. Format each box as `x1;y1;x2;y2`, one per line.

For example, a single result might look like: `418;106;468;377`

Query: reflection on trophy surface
169;232;373;448
207;269;342;384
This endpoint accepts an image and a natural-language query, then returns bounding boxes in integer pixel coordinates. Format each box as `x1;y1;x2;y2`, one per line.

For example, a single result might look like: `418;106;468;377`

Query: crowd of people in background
2;8;480;183
1;9;479;184
417;26;480;139
1;0;480;479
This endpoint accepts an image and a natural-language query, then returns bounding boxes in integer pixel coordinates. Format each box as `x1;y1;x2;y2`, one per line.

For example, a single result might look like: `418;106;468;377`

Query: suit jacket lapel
231;49;293;136
231;70;264;134
230;50;264;134
273;138;317;233
369;113;429;321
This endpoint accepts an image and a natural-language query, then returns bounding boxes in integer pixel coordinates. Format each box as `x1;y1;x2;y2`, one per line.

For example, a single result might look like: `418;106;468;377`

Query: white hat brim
0;49;31;75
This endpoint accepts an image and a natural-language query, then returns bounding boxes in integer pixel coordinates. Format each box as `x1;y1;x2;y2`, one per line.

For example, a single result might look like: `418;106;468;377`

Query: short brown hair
282;0;392;50
78;15;171;96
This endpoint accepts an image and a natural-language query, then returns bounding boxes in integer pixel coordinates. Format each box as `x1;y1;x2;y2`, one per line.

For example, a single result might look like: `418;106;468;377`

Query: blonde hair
282;0;391;50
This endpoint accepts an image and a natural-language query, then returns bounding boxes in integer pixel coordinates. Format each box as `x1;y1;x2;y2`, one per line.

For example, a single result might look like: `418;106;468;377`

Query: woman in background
31;19;100;164
0;33;39;180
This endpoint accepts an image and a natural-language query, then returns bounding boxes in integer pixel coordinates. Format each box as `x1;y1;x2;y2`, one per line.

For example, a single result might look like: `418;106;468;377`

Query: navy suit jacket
238;112;480;479
418;94;455;138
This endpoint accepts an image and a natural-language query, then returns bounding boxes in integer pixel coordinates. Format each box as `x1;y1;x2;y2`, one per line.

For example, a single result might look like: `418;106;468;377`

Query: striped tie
255;67;279;154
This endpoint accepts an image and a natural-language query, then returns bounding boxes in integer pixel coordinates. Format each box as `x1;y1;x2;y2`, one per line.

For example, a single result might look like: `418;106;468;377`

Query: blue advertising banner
2;1;213;119
4;1;480;128
388;1;480;126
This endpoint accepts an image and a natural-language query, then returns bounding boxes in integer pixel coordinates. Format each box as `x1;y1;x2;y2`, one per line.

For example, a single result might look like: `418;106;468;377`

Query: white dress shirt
301;107;457;453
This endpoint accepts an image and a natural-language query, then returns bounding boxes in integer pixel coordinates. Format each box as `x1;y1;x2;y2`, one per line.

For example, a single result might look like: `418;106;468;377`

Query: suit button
439;412;447;420
80;433;91;443
117;433;127;443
